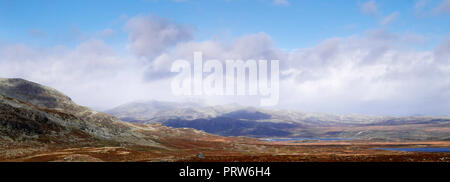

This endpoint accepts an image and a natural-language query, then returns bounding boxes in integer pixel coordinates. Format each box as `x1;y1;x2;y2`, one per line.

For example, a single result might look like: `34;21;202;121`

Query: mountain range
107;100;450;140
1;78;449;162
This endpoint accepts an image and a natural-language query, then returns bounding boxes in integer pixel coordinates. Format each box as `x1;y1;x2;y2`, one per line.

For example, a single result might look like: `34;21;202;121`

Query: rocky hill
0;78;260;161
0;78;161;145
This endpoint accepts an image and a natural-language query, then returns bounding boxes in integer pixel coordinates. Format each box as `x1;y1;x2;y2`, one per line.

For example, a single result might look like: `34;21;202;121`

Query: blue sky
1;0;449;50
1;0;450;115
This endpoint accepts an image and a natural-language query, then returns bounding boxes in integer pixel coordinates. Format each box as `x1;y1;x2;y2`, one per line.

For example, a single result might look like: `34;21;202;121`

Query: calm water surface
375;147;450;152
263;137;350;142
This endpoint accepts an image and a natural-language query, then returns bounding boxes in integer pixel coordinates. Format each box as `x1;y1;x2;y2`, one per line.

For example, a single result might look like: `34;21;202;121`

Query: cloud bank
125;14;194;59
1;12;450;116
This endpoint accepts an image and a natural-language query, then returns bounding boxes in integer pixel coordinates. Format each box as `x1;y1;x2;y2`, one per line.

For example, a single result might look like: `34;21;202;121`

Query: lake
263;137;350;142
375;147;450;153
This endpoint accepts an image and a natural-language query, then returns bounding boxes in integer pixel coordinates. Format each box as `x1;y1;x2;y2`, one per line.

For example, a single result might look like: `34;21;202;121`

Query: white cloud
125;14;194;60
360;0;378;15
0;39;166;110
142;32;285;81
381;12;399;25
2;14;450;115
28;29;47;38
274;0;289;6
401;33;428;44
100;28;116;38
415;0;450;16
415;0;429;11
434;38;450;63
434;0;450;14
124;27;450;115
281;30;450;115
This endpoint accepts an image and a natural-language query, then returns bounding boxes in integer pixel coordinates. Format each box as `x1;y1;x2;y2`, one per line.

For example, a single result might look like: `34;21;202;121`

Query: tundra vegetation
0;78;449;162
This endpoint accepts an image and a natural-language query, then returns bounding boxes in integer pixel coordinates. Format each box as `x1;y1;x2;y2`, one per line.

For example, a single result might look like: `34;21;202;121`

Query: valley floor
2;140;450;162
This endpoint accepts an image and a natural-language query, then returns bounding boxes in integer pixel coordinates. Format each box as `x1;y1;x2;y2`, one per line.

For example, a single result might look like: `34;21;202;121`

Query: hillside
0;78;262;161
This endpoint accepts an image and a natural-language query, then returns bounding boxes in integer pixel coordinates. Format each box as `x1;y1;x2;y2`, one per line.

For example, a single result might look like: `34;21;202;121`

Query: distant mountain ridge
108;100;450;140
106;100;419;126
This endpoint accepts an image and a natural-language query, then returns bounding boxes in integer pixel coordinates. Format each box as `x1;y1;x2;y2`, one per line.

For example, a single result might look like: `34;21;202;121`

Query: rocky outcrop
0;78;162;147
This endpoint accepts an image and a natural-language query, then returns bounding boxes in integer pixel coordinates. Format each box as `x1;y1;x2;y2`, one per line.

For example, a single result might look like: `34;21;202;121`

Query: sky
0;0;450;116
